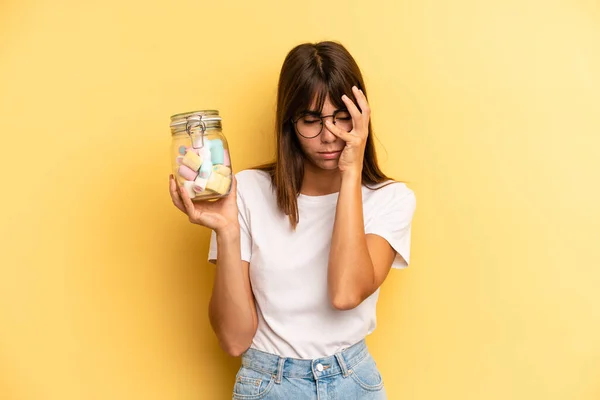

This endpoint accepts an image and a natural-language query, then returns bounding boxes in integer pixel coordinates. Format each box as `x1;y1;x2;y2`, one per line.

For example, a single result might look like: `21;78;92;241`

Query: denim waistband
240;339;369;382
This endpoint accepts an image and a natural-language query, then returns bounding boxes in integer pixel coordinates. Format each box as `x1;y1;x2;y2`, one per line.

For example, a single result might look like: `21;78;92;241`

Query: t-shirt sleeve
207;185;253;264
364;183;417;269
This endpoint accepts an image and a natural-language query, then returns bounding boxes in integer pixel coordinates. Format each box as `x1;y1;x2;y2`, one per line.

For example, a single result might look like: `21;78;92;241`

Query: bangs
293;79;328;117
293;73;358;117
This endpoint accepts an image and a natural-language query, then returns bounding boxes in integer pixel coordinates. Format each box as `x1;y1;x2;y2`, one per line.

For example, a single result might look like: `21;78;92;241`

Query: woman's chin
316;159;340;170
304;155;340;171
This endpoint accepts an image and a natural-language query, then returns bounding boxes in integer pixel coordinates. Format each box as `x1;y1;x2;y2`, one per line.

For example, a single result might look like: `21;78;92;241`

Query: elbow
223;345;247;358
330;292;363;311
215;326;255;357
329;276;370;310
220;339;251;357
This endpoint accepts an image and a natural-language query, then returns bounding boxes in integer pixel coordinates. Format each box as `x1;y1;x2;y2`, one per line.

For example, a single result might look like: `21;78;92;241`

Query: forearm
328;172;375;310
208;225;257;356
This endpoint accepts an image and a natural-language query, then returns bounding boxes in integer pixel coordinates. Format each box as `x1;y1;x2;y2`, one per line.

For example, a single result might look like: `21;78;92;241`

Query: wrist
216;222;240;240
340;168;362;183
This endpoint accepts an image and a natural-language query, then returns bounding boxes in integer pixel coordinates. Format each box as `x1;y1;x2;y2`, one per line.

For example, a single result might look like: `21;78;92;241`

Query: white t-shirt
208;169;416;359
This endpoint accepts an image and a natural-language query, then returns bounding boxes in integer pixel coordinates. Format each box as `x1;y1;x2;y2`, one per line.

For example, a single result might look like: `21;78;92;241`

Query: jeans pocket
232;366;275;399
348;353;385;392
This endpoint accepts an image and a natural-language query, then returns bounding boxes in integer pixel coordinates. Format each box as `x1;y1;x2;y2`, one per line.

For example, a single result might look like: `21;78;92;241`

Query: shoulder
363;180;416;213
235;169;272;191
364;180;415;201
234;169;275;206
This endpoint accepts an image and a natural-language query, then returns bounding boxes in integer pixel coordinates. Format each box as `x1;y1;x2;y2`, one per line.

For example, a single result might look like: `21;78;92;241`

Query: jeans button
316;363;324;372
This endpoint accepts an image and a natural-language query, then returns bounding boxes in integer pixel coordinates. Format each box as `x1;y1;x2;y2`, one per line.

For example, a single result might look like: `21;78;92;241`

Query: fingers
229;173;237;193
325;120;354;142
341;93;362;126
352;86;371;117
341;86;371;134
220;174;238;206
177;179;197;218
229;174;237;197
169;175;186;213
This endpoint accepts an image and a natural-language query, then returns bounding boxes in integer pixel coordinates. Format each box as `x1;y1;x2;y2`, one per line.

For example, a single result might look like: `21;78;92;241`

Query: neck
300;161;343;196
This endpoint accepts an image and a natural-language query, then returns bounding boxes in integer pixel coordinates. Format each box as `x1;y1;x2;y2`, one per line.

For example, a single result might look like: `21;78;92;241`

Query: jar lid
170;110;222;131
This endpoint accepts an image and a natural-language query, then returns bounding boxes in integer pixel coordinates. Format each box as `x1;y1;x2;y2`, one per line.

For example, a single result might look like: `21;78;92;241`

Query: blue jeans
232;339;387;399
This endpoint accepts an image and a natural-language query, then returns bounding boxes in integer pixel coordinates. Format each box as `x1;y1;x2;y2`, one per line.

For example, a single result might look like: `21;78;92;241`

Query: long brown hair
255;41;392;229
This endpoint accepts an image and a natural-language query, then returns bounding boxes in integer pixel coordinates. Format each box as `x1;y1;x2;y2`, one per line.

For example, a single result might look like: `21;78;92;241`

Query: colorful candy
200;146;212;163
175;138;231;200
206;171;231;195
192;135;204;149
193;176;208;193
212;165;231;176
199;160;213;179
210;140;225;164
183;181;196;199
210;139;223;149
178;165;198;181
182;150;202;171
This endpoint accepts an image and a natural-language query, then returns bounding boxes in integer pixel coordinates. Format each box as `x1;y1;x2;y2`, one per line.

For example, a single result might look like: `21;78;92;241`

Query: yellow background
1;0;599;399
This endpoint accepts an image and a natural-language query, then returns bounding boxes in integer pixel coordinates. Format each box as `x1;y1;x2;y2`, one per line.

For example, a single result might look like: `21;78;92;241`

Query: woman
169;41;416;400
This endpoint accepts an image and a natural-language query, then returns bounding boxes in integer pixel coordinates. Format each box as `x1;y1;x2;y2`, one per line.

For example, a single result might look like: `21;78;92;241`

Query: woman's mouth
318;150;342;160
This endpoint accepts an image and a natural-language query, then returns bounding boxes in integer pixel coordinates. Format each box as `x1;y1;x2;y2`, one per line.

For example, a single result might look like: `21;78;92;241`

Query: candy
193;176;208;193
218;175;232;194
192;135;204;149
210;139;223;150
206;172;217;190
182;150;202;171
206;171;231;195
208;139;225;164
200;146;211;162
212;164;231;176
174;136;231;200
199;160;213;179
178;165;198;181
183;181;196;199
211;145;224;164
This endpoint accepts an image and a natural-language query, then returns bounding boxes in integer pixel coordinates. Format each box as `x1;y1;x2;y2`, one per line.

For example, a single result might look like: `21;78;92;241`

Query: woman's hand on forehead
324;86;370;176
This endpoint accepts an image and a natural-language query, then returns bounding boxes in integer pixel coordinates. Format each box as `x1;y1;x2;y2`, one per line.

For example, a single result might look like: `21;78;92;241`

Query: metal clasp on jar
186;117;206;149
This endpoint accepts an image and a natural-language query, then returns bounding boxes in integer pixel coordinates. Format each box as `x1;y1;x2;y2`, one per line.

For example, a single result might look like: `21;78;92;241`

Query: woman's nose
320;122;337;143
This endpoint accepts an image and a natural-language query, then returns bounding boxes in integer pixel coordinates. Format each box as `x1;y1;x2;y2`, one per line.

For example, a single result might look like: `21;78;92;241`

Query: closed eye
302;118;321;123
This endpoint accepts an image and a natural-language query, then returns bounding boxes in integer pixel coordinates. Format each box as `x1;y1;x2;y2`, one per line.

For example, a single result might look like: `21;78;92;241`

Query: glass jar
170;110;232;201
